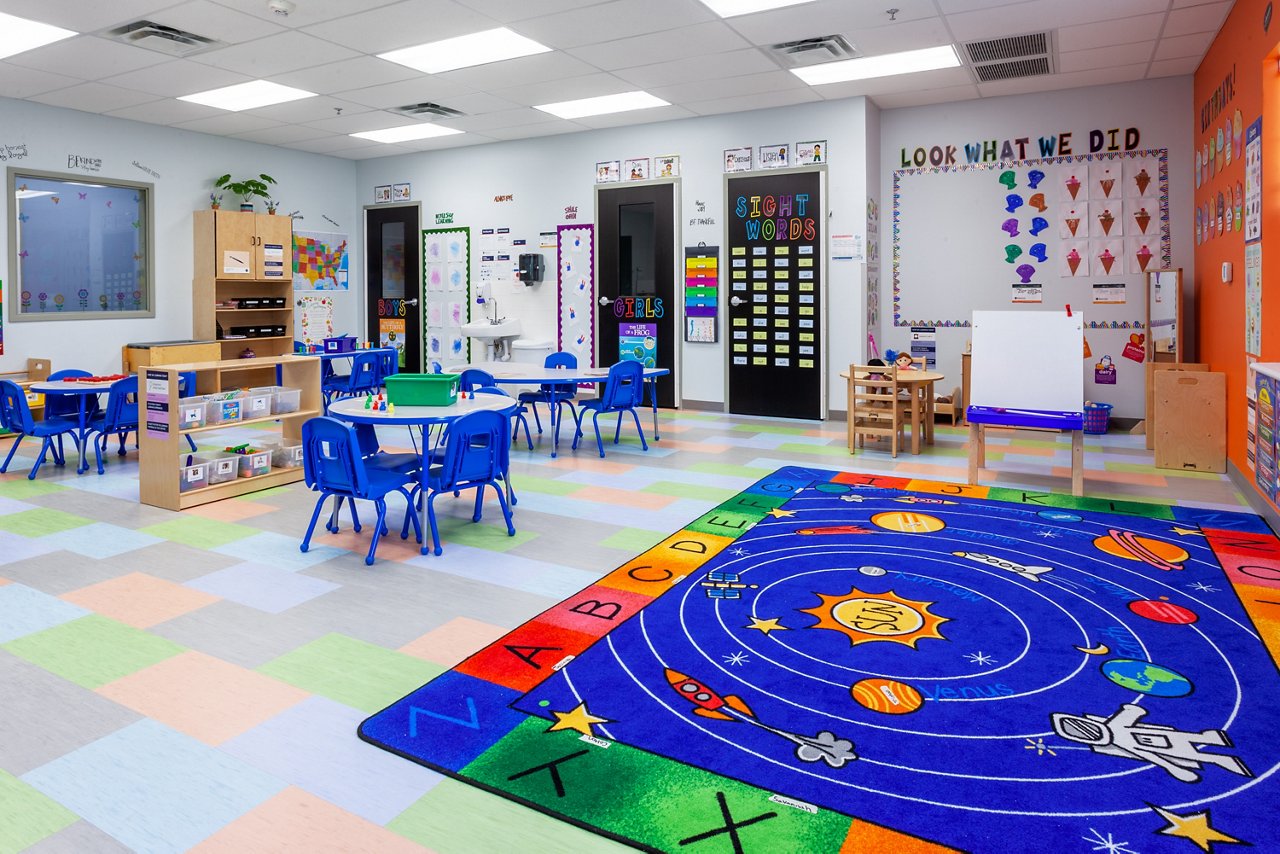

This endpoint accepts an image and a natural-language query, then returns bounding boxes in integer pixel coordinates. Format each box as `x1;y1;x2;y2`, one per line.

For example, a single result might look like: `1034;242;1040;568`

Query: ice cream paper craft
1028;192;1047;212
1065;173;1083;200
1133;206;1152;234
1134;168;1151;195
1098;208;1116;235
1098;247;1116;274
1135;244;1153;272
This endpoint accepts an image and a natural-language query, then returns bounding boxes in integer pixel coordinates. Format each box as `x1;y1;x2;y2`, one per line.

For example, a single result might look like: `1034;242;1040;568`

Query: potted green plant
209;192;222;210
213;173;277;212
265;198;279;215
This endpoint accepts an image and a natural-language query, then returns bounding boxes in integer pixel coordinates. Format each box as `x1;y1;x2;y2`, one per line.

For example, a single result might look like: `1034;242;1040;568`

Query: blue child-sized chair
0;380;76;479
322;351;379;410
86;376;140;475
572;360;648;458
518;351;579;436
43;368;101;426
177;371;198;452
374;348;399;391
415;409;515;556
300;416;422;566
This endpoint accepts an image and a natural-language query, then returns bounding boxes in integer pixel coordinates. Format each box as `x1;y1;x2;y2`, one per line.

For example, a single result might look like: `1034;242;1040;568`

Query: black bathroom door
597;182;676;408
365;203;420;371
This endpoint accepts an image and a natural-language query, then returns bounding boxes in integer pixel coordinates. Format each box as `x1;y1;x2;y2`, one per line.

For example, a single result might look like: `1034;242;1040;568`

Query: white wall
879;77;1193;418
356;97;872;408
0;97;358;377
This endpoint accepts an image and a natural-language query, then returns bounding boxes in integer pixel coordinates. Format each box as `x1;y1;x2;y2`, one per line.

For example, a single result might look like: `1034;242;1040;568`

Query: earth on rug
361;466;1280;853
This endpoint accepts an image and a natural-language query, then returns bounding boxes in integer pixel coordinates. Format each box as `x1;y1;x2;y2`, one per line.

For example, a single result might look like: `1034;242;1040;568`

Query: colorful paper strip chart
684;245;718;343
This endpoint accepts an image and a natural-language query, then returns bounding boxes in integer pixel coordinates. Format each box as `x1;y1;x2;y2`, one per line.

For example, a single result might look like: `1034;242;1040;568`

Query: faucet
489;298;504;324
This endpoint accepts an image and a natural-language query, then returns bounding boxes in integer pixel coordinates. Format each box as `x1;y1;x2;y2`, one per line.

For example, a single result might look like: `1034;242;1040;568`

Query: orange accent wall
1196;0;1278;505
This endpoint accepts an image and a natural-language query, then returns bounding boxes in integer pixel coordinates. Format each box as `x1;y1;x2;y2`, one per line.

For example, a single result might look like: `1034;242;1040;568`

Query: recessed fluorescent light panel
534;91;669;120
0;12;76;59
378;27;550;74
178;80;316;111
698;0;816;16
350;124;464;144
792;45;960;85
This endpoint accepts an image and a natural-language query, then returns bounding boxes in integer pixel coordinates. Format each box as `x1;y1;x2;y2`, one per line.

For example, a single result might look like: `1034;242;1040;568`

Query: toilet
510;339;555;395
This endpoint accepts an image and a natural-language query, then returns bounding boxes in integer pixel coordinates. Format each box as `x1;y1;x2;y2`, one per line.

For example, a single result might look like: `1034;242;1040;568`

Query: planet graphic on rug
1100;659;1193;697
851;678;924;714
859;566;888;577
1037;509;1083;522
1094;529;1189;571
870;512;945;534
1130;598;1199;624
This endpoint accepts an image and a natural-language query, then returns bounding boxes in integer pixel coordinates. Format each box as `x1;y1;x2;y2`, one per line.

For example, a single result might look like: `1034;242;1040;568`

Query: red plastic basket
1083;402;1113;434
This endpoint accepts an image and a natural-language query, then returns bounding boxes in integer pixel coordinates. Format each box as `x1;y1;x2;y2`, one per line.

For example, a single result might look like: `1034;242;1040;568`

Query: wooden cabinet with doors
193;210;294;390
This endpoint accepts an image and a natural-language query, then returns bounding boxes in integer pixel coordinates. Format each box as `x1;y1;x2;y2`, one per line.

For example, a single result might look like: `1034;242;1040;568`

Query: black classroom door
365;204;420;371
725;169;824;419
596;183;676;408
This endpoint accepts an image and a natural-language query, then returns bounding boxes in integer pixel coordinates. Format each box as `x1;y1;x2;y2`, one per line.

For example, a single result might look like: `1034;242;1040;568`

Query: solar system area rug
360;467;1280;853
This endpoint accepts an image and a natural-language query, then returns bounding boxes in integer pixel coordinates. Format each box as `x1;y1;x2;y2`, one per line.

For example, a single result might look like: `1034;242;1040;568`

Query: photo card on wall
724;147;752;173
795;140;826;165
759;144;790;170
624;158;650;181
596;160;620;183
654;155;679;178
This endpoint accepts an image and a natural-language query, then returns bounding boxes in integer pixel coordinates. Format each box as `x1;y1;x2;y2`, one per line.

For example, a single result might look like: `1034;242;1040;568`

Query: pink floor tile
61;572;220;628
573;485;677;510
96;650;309;745
400;616;508;667
191;787;429;853
316;529;425;564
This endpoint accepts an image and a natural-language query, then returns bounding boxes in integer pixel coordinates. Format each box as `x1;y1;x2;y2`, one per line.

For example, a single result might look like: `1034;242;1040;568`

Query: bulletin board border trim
890;148;1169;328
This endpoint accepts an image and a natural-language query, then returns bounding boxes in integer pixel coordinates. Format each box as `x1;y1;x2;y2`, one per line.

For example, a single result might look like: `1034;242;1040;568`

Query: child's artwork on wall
1060;203;1089;238
558;225;595;372
422;227;470;368
596;161;619;183
1091;164;1120;200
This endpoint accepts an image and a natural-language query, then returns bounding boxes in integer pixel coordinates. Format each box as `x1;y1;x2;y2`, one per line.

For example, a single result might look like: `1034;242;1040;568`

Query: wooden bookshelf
137;355;320;511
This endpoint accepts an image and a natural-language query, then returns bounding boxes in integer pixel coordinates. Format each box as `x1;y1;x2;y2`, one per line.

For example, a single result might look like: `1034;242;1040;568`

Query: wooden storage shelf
138;355;320;511
216;307;292;313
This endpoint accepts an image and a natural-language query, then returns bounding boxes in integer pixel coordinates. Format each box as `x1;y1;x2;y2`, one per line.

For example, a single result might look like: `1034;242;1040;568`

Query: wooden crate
1154;370;1225;473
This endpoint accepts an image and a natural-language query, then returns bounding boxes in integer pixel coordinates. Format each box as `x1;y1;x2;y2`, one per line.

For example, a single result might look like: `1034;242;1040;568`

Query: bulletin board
892;150;1169;330
970;310;1084;413
421;227;471;373
557;224;595;371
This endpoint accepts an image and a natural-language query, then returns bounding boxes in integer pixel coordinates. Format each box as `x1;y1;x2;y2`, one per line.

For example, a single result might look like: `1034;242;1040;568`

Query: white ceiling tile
285;136;409;154
491;72;635;106
1147;57;1200;78
870;82;981;110
614;48;776;88
0;63;84;99
434;52;600;92
515;0;716;50
172;113;287;134
567;22;750;70
438;107;565;131
191;30;360;77
1164;2;1231;36
947;0;1169;42
299;0;501;54
571;103;696;128
935;0;1027;11
242;97;375;124
430;91;526;114
685;87;820;116
267;57;421;95
1056;14;1165;52
28;82;162;113
144;0;287;44
482;120;587;139
104;98;224;125
0;0;177;32
455;0;607;22
811;66;975;100
99;60;253;98
332;77;479;110
208;0;404;29
1058;42;1156;74
6;36;170;77
396;132;496;150
724;0;943;46
977;62;1148;98
649;70;806;104
231;125;334;145
1153;30;1215;60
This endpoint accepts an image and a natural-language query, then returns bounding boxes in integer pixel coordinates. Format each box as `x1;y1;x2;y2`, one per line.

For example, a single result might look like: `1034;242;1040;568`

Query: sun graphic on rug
799;588;949;648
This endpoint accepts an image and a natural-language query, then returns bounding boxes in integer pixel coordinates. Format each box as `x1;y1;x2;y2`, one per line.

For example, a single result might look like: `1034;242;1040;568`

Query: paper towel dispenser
516;253;544;285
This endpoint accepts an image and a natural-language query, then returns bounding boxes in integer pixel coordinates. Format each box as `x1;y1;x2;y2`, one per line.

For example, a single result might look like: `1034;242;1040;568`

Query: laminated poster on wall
1246;242;1262;357
379;318;405;368
292;231;349;291
910;326;935;368
724;147;752;173
1121;333;1145;363
297;295;334;346
624;158;649;181
1012;283;1042;303
619;323;657;367
1092;283;1125;305
758;144;789;170
595;161;620;183
1246;117;1262;241
795;140;826;165
1094;355;1117;385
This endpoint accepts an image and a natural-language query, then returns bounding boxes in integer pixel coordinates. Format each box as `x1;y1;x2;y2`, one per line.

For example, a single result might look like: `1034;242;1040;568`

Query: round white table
30;379;120;474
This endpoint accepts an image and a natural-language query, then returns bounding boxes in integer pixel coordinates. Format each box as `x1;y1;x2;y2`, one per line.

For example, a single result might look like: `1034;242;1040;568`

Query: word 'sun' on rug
361;467;1280;853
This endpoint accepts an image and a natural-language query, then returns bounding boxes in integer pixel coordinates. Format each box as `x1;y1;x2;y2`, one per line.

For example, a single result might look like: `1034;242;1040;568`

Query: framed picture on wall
796;140;827;165
724;147;752;173
374;185;392;203
392;183;411;201
759;144;790;170
6;167;155;322
596;161;620;183
624;158;650;181
654;155;680;178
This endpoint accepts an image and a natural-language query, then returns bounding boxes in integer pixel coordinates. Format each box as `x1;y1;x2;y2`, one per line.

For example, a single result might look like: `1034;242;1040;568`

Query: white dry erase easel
966;309;1086;496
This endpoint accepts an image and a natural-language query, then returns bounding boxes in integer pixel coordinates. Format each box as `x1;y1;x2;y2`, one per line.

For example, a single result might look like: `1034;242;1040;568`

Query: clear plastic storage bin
260;438;304;469
178;455;209;492
178;398;207;429
250;386;302;415
235;449;272;478
242;390;274;419
204;396;244;425
194;451;239;484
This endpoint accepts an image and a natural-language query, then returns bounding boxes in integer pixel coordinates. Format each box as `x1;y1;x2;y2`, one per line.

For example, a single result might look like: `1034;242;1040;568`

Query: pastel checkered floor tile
0;412;1257;850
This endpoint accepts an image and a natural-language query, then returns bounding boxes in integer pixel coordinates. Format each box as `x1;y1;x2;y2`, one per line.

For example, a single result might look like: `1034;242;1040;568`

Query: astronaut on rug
1050;703;1253;783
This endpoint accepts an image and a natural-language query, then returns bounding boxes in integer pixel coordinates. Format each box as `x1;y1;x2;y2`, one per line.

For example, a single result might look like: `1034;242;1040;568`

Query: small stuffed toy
885;349;917;371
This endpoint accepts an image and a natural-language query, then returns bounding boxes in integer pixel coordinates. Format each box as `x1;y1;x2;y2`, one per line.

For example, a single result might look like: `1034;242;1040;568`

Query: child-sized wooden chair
848;363;910;458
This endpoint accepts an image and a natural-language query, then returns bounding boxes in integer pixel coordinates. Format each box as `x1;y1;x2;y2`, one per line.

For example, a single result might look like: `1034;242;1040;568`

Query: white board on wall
970;310;1084;413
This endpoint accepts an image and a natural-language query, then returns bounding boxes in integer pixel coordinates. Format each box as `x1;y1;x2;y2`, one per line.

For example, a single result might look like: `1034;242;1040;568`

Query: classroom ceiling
0;0;1230;159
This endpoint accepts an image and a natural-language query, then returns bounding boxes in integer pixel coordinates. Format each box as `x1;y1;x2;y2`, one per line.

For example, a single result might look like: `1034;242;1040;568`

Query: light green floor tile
599;527;666;553
509;475;582;496
731;424;809;435
0;508;93;537
669;413;727;422
686;462;772;479
0;478;68;500
436;518;536;552
258;633;442;713
0;769;77;853
640;481;737;502
389;777;628;854
2;615;183;689
139;516;259;549
233;486;292;500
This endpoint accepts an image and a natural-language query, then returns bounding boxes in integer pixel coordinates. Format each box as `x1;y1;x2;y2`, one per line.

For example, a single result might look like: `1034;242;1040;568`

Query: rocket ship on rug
952;551;1053;581
666;670;754;721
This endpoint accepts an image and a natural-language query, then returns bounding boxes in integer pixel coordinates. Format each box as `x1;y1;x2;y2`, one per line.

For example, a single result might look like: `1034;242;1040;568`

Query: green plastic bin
385;373;459;406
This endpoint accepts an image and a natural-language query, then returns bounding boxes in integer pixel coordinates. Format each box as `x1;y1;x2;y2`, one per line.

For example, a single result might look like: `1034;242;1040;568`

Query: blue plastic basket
1083;402;1113;434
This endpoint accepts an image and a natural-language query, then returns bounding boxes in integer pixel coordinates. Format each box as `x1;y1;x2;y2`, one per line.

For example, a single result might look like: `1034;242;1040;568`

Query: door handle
598;296;614;306
403;299;419;307
729;296;745;307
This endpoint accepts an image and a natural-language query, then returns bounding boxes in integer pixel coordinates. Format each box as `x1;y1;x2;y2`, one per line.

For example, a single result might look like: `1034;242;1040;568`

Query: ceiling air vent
392;102;466;119
101;21;226;57
962;31;1055;83
766;34;857;68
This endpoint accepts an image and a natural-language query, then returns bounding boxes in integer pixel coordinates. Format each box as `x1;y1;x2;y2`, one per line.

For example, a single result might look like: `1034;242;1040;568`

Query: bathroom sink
460;318;522;339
